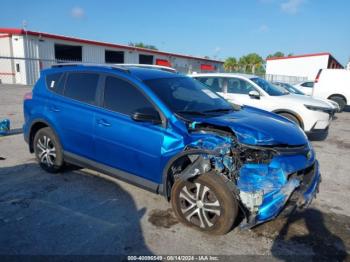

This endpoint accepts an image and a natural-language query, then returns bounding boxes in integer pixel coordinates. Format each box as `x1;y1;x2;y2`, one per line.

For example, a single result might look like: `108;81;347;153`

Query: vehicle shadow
0;163;153;256
270;208;347;261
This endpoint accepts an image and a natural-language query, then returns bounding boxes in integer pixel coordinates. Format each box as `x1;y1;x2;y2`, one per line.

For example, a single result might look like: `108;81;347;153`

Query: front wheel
279;112;301;127
171;172;238;235
33;127;64;173
329;96;346;112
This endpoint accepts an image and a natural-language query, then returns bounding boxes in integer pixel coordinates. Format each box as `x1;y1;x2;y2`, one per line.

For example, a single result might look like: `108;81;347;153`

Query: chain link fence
264;74;308;85
1;55;308;86
0;55;86;85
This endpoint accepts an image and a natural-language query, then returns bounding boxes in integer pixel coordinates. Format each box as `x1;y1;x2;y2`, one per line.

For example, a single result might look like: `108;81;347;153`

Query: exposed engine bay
171;122;320;227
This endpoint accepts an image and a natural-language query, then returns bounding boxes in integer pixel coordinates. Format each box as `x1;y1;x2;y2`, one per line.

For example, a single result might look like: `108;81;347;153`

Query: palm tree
223;57;237;72
246;53;264;74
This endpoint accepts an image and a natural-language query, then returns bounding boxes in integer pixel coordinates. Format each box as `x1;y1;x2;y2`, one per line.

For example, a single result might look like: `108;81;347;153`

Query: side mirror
249;90;260;99
132;107;162;125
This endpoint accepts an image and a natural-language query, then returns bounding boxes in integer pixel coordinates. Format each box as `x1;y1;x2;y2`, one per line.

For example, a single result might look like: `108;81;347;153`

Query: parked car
23;64;320;235
273;81;340;113
190;73;334;137
312;69;350;112
293;81;314;95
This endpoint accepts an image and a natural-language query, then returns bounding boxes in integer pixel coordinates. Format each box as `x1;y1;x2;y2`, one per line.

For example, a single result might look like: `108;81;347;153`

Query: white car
293;81;314;96
313;69;350;112
273;81;340;112
190;73;333;136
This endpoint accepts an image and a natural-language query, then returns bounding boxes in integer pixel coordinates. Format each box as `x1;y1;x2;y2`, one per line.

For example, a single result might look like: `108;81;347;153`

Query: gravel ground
0;84;349;260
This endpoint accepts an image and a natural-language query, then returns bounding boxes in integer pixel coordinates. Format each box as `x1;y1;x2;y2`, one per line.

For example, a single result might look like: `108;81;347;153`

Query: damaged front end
174;122;321;228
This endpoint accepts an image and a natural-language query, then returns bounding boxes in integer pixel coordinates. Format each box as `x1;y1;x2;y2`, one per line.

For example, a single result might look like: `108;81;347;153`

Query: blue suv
23;64;321;235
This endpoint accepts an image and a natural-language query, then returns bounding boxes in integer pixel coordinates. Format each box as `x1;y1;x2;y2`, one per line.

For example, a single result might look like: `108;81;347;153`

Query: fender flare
161;148;220;199
28;118;62;153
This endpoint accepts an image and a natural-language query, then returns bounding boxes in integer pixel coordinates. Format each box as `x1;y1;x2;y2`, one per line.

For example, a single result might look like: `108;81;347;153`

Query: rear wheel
171;172;238;235
279;113;301;127
33;127;64;173
329;96;346;112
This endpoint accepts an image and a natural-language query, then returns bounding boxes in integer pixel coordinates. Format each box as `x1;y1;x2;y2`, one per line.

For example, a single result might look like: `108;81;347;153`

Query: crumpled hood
194;106;308;146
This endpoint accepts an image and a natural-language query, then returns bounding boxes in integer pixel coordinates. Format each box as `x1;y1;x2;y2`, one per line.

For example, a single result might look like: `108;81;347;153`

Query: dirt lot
0;84;349;260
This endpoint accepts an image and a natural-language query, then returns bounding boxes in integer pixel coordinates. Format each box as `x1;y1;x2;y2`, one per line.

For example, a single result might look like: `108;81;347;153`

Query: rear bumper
241;161;321;228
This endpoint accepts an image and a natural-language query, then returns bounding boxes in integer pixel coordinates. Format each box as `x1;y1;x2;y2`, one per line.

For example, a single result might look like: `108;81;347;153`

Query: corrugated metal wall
5;34;223;85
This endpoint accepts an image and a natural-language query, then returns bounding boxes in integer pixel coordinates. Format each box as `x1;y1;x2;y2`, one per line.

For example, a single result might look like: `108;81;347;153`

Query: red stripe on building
0;28;223;64
155;59;171;67
266;52;331;61
200;64;214;71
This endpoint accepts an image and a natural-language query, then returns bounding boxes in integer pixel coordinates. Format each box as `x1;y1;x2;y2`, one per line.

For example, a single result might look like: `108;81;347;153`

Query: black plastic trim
63;151;160;194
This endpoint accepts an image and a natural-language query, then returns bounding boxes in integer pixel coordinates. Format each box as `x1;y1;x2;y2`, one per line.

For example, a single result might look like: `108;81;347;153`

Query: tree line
127;42;292;75
224;52;294;74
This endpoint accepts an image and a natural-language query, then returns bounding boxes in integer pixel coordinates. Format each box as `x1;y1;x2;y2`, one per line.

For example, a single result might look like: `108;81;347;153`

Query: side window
46;73;65;94
64;73;99;105
103;76;154;116
227;78;255;94
196;77;222;93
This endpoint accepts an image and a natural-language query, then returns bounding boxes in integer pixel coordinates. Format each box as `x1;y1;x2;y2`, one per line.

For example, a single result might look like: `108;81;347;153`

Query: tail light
315;69;322;83
23;91;32;101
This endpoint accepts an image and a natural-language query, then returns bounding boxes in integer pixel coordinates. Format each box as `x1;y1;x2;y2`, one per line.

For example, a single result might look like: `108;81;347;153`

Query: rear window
46;73;65;94
64;73;99;105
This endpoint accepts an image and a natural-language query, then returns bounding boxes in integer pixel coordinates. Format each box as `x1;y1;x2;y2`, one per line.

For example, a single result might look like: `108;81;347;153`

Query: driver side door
94;75;165;183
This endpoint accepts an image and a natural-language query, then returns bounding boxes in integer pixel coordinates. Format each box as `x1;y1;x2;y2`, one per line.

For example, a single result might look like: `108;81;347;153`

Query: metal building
265;52;343;82
0;28;223;85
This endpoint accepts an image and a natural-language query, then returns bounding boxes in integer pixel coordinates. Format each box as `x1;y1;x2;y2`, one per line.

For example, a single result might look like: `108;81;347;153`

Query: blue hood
194;106;308;146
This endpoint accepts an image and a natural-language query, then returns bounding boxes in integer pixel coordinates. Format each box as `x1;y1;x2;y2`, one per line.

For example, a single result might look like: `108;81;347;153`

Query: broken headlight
240;148;274;164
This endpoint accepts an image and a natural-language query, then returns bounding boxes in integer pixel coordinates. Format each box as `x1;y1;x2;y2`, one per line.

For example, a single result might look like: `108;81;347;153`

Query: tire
279;113;301;127
33;127;64;173
171;172;238;235
329;96;346;112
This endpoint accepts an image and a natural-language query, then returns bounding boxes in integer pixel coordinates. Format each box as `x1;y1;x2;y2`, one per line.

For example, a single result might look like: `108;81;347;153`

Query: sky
0;0;349;65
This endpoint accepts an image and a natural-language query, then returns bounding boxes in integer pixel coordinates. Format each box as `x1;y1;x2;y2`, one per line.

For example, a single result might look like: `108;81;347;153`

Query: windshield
144;77;233;117
251;77;286;96
283;83;305;95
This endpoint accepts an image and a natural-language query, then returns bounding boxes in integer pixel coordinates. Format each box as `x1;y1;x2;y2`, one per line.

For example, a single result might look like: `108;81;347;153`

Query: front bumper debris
241;160;321;228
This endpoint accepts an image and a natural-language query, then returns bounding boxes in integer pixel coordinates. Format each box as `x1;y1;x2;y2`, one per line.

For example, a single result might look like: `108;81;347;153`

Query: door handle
50;106;60;112
97;119;111;127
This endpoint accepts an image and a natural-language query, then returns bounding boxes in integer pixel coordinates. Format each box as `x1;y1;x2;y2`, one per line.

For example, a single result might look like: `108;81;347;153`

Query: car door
94;74;165;183
221;77;266;108
47;71;99;159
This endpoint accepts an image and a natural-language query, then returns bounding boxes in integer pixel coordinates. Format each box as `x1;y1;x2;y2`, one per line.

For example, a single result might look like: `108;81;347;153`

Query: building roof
0;28;223;64
266;52;343;68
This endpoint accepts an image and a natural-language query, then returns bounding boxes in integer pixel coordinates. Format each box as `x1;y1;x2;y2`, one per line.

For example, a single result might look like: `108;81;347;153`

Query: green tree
266;51;285;59
128;42;158;50
239;53;264;74
224;57;238;72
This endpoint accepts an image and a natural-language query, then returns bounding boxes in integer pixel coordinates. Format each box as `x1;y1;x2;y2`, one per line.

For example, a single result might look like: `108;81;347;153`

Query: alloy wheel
36;135;56;167
179;182;221;229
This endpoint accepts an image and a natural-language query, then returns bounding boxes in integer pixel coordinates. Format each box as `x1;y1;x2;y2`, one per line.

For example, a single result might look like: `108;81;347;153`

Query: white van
313;69;350;112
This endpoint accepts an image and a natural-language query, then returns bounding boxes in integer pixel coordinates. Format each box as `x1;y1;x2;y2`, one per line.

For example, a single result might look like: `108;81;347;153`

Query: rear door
47;71;100;159
94;75;165;183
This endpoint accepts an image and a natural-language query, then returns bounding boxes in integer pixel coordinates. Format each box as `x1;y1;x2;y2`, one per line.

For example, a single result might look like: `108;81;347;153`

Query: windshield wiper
203;108;233;113
176;110;207;116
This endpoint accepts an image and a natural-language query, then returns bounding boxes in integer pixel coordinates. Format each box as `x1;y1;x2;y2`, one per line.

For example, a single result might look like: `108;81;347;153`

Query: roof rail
51;63;130;73
115;64;177;73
